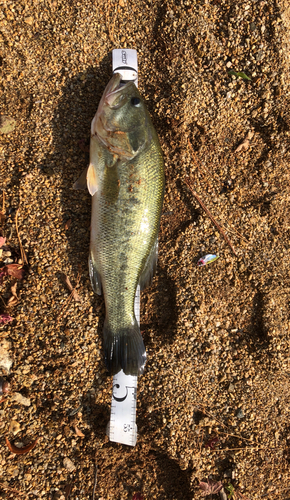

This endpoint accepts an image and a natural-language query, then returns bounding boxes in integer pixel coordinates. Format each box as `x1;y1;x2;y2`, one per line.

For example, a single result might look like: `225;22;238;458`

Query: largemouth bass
78;73;164;376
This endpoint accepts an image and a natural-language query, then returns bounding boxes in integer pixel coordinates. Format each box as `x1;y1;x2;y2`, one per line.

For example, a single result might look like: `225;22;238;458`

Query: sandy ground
1;0;290;499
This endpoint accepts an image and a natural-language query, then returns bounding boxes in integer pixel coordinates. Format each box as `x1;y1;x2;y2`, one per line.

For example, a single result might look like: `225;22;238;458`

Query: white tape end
112;48;138;87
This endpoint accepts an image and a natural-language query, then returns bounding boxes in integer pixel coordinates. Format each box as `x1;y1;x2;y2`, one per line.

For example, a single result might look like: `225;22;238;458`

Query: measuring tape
107;49;139;447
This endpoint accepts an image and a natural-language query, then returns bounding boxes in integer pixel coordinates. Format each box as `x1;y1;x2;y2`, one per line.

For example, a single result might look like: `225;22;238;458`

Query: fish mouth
104;73;132;108
105;72;123;97
91;73;134;154
91;74;122;137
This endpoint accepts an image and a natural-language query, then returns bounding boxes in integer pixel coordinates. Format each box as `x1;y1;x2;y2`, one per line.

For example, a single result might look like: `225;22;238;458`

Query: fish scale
95;143;163;331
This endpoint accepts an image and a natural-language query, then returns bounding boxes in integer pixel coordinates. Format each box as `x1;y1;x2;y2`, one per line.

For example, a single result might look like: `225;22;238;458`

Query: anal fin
89;253;102;295
139;237;158;291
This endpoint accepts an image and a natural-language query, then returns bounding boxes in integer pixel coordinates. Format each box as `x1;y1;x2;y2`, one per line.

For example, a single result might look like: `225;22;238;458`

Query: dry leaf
74;425;85;438
61;274;81;302
199;480;223;497
6;264;25;279
5;437;39;454
0;264;25;283
235;130;254;153
0;378;10;395
0;237;6;248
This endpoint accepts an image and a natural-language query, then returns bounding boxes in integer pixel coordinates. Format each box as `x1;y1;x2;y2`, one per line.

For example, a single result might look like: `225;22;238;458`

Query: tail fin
103;320;146;376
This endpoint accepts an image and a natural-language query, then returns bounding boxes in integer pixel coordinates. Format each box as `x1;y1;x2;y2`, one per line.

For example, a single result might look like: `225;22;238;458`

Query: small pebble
236;409;245;419
11;393;31;407
0;377;10;395
0;341;13;374
63;457;76;472
9;420;21;435
24;16;34;25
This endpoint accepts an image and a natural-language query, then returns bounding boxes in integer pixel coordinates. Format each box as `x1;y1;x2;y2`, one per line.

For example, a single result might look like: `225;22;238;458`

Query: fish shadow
251;290;268;343
37;56;112;285
141;268;178;348
81;398;110;440
239;288;271;364
34;57;112;378
146;451;192;500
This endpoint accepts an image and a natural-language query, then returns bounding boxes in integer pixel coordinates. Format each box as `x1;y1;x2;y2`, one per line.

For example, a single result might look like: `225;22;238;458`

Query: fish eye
131;97;141;107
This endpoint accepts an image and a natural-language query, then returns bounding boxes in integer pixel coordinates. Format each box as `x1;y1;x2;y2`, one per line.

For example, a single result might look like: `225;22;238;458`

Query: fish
75;73;164;376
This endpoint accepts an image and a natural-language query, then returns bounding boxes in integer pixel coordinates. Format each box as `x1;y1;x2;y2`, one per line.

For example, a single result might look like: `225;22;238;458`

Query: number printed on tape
123;423;133;433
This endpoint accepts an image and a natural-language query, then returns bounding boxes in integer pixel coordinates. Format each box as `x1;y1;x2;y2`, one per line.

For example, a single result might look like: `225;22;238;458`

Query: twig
193;428;204;480
57;273;80;323
210;445;285;453
61;273;81;302
194;405;256;443
187;140;247;245
15;209;28;265
0;191;5;228
0;294;7;311
184;177;238;257
92;460;98;500
222;223;248;245
146;400;257;445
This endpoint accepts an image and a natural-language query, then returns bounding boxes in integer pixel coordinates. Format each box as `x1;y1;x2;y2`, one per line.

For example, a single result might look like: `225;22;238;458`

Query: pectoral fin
87;163;99;196
89;253;102;295
139;237;158;290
